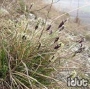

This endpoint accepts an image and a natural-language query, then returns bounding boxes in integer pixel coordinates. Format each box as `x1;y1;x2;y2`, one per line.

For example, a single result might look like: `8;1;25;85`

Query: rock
0;8;9;17
19;14;26;19
71;43;82;52
88;58;90;63
28;13;36;20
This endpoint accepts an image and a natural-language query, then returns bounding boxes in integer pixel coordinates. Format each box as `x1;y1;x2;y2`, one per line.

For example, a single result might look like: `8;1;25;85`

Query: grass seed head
35;25;38;30
59;26;64;31
29;3;34;9
46;25;51;31
54;44;61;49
22;35;26;40
54;37;59;43
49;30;53;35
58;21;64;28
37;42;41;50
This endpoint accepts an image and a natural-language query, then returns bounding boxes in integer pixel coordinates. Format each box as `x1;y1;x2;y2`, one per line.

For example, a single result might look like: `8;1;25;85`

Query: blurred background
44;0;90;27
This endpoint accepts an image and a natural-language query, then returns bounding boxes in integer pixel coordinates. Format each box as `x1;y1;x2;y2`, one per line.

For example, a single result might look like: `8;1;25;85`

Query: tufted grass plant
0;16;62;89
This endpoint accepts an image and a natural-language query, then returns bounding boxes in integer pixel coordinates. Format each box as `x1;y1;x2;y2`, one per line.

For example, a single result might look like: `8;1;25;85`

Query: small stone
0;8;9;17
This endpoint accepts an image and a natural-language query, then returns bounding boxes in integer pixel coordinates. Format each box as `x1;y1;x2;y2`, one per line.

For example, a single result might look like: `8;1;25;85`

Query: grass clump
0;16;61;89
